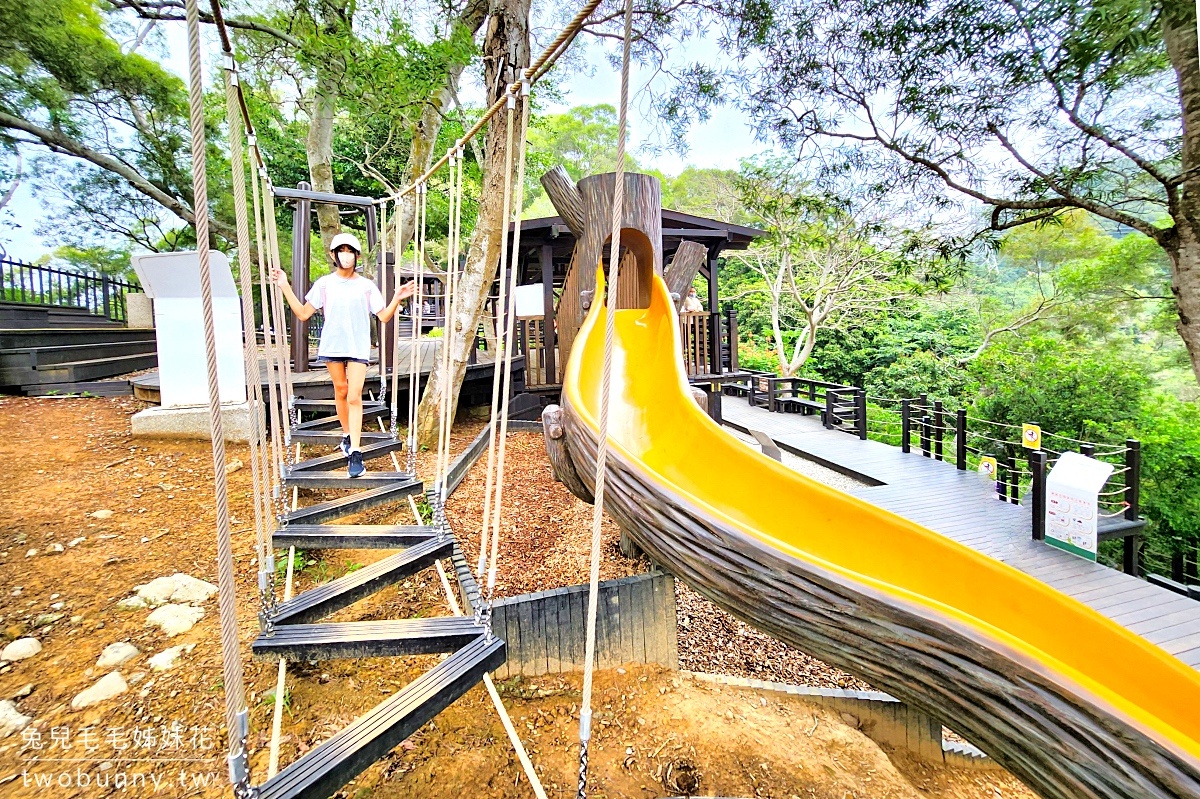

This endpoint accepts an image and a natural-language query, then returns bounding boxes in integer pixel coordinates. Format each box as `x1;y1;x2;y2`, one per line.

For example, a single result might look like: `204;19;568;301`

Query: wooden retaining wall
489;571;678;679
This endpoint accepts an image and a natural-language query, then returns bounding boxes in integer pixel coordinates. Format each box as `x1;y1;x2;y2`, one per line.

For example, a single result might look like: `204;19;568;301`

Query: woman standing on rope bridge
272;233;415;477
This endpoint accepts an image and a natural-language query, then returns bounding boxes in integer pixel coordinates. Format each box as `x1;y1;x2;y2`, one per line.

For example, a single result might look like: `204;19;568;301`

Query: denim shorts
320;356;370;365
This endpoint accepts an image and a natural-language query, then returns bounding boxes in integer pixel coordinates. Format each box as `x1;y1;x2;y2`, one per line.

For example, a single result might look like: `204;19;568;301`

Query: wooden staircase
253;413;502;798
0;305;157;395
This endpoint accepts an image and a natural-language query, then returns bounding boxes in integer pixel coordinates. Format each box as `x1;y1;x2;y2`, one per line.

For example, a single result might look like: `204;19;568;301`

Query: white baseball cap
329;232;362;254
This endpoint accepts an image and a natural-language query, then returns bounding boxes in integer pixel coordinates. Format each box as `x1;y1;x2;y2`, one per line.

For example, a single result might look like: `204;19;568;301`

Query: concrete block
126;293;154;329
131;402;251;442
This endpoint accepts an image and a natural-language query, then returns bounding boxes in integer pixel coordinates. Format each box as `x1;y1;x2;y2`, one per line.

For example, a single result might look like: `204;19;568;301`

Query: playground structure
109;0;1200;794
541;176;1200;797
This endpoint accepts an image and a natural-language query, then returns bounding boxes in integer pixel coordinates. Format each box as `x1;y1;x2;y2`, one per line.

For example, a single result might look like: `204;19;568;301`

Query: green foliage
1134;394;1200;545
0;0;184;126
40;244;135;280
808;304;980;393
968;336;1150;440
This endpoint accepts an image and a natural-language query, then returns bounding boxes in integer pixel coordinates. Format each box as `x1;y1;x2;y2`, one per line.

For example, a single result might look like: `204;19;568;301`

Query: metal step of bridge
251;616;482;661
281;480;423;526
289;439;405;472
272;524;437;550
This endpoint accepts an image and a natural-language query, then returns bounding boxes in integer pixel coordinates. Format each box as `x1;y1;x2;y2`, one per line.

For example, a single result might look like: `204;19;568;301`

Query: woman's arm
376;280;417;323
271;268;317;321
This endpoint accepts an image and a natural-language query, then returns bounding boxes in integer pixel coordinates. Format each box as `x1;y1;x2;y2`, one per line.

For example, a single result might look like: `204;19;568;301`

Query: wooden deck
722;398;1200;671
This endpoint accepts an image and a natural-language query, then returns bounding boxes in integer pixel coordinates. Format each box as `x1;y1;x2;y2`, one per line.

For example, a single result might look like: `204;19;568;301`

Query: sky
0;15;764;262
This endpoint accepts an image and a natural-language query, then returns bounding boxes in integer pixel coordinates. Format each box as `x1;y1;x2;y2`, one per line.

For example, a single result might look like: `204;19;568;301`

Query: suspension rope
578;0;633;794
476;93;520;585
389;199;403;441
219;49;276;634
485;81;534;604
435;148;466;505
252;166;289;526
379;200;389;407
182;0;250;793
406;185;427;474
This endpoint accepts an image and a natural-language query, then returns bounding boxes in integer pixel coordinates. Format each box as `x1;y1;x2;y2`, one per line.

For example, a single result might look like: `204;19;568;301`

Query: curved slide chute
547;268;1200;799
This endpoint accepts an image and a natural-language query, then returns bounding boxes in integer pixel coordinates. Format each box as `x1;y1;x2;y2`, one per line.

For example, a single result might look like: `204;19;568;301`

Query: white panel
132;251;238;299
131;251;247;408
513;283;546;319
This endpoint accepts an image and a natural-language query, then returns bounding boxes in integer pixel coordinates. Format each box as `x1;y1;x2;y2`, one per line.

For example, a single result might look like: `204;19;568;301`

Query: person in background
681;286;705;314
272;233;415;477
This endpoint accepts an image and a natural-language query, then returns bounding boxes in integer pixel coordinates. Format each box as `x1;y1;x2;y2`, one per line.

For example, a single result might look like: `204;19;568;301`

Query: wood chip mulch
443;429;873;691
676;581;874;691
445;431;643;599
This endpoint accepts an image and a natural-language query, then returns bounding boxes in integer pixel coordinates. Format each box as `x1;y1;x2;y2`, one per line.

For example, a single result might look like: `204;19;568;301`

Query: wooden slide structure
543;173;1200;799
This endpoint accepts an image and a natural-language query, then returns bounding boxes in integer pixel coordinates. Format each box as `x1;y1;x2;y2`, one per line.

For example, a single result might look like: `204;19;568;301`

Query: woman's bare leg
326;361;350;433
346;361;368;451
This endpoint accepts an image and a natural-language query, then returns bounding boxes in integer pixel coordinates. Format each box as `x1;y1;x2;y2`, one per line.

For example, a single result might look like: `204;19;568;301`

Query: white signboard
513;283;547;319
131;251;247;408
1045;451;1114;561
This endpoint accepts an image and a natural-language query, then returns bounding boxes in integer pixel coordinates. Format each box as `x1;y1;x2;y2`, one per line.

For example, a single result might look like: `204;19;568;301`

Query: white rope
486;81;533;600
578;0;634;793
390;199;403;440
378;200;389;405
435;149;465;499
476;96;519;583
220;59;271;617
406;184;427;473
182;0;249;791
433;559;548;799
267;480;299;777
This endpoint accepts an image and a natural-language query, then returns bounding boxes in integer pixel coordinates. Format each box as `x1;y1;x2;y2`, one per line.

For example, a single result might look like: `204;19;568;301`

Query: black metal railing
0;256;141;323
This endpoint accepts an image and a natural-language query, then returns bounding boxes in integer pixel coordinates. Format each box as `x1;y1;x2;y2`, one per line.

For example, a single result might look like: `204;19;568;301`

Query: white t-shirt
305;273;385;361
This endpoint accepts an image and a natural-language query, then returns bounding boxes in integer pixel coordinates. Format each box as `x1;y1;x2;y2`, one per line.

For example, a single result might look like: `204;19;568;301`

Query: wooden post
825;389;838;429
901;399;911;454
955;409;967;470
706;244;722;314
726;308;738;373
1124;439;1141;521
856;390;867;440
748;375;757;409
708;312;722;377
1030;450;1047;540
1007;451;1019;504
768;377;778;413
933;400;944;461
290;181;312;373
707;382;723;424
1124;439;1141;576
541;244;557;384
920;415;931;457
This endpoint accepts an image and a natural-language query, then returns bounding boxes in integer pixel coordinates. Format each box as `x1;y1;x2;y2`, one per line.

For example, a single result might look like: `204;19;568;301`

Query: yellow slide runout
563;268;1200;771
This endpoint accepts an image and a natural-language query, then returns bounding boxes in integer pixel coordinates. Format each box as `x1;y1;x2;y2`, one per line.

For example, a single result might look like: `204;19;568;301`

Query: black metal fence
0;256;142;323
728;375;1152;579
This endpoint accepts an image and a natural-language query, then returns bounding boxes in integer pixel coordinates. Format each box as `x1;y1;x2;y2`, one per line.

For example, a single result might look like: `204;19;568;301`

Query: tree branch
0;110;233;241
111;0;303;47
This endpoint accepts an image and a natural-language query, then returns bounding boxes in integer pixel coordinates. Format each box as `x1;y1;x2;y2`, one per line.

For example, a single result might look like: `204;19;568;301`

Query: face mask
336;251;356;269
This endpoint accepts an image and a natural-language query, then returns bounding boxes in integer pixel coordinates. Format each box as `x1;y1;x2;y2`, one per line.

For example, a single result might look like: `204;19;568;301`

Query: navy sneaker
348;450;365;478
339;434;351;457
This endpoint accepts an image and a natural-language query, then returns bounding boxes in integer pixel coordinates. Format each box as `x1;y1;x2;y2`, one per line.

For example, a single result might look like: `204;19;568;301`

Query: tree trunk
390;0;489;252
1161;0;1200;384
307;63;341;252
415;0;531;447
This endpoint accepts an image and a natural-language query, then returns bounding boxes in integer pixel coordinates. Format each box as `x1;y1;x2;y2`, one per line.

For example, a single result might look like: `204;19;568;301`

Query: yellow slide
560;269;1200;797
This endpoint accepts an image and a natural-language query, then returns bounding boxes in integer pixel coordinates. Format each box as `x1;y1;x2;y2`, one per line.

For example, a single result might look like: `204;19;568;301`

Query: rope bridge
179;0;629;794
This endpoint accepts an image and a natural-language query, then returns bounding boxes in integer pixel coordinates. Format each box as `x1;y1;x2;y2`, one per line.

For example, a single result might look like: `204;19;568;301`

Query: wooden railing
679;308;738;377
517;318;558;387
520;306;740;388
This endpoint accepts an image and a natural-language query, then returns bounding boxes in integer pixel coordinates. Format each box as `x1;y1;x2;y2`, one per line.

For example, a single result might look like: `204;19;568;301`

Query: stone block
131;402;251;442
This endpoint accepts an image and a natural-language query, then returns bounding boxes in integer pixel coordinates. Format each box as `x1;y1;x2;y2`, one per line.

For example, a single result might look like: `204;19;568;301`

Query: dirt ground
0;397;1036;798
